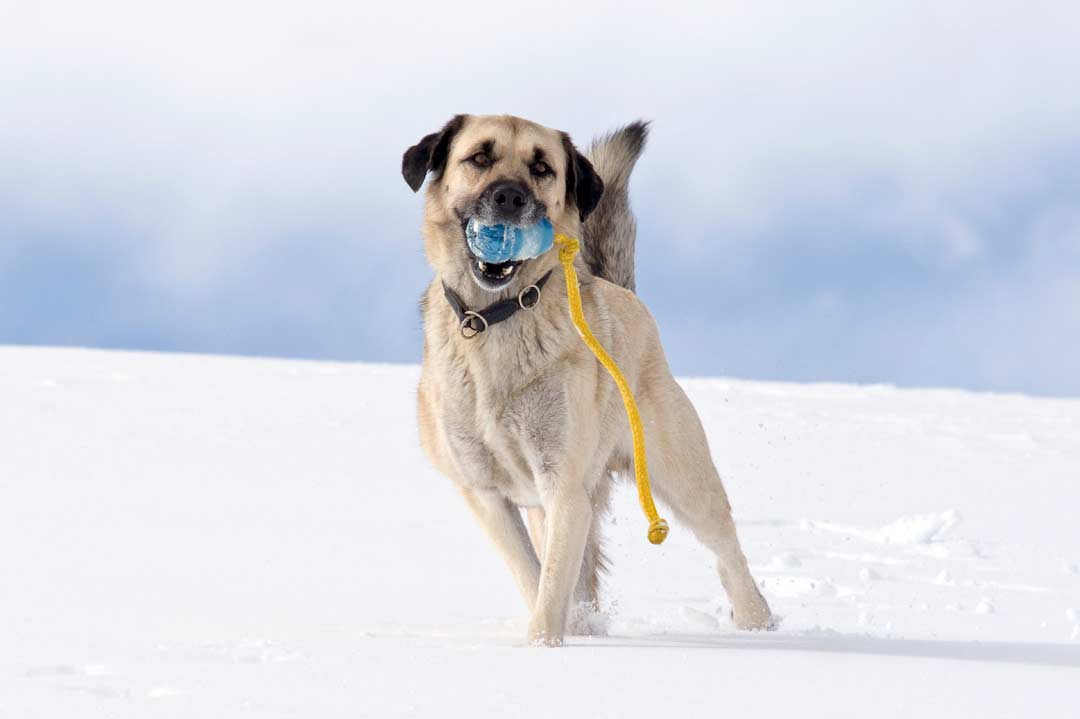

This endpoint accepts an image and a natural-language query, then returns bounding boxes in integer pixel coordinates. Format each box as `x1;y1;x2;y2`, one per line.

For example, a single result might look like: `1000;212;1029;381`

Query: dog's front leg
528;484;592;647
458;486;541;610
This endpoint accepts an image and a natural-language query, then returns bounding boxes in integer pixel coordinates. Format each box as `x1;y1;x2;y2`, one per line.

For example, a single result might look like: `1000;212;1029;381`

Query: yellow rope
554;234;669;545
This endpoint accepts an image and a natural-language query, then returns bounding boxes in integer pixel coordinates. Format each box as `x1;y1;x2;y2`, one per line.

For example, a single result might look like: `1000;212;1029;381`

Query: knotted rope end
648;518;670;545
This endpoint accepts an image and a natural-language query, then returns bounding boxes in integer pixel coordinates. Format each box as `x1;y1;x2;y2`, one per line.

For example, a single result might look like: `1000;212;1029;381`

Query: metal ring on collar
460;311;488;339
518;284;541;310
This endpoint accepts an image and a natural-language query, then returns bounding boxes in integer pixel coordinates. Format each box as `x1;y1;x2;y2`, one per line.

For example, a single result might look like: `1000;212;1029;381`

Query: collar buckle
460;310;488;339
517;284;541;310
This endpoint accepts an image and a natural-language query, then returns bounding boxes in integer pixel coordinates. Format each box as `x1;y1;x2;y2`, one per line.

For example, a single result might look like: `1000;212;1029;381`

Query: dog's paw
527;615;566;647
527;629;564;648
731;605;779;631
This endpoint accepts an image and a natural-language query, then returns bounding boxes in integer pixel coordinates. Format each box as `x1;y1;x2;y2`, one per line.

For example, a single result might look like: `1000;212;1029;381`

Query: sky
2;0;1079;396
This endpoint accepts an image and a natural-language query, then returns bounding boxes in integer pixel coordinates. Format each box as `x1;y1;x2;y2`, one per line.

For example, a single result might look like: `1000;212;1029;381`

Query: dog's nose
489;181;530;221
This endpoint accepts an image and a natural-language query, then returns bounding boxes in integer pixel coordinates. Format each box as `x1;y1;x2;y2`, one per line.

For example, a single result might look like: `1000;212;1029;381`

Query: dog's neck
439;253;561;314
426;256;592;391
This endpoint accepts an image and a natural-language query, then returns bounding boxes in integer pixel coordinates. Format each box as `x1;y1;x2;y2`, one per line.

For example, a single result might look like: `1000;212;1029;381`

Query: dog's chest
439;360;568;506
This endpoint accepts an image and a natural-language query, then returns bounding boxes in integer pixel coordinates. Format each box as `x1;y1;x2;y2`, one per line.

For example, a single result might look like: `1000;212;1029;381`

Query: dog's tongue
466;218;554;264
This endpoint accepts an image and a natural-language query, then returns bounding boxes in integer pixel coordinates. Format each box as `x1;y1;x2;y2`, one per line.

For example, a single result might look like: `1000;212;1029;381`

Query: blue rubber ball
466;218;554;264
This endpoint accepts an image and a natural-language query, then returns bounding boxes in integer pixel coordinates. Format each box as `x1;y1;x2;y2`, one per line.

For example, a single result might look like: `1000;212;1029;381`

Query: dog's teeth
478;260;488;271
499;265;513;277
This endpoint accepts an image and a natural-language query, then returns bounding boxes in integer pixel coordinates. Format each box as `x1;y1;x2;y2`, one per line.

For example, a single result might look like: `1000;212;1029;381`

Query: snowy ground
2;346;1078;717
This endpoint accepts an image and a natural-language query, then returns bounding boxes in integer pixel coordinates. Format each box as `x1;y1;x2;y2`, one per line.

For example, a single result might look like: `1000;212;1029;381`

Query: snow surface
2;347;1078;717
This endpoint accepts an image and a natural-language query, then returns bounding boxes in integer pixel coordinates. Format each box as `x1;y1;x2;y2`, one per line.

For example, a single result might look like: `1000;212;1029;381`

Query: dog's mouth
470;255;523;291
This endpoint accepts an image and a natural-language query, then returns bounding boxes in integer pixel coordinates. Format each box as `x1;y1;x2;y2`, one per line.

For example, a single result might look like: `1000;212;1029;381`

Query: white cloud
2;0;1080;392
5;2;1079;248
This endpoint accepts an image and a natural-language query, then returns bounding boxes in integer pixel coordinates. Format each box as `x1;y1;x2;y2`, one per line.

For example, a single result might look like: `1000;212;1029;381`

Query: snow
2;346;1079;717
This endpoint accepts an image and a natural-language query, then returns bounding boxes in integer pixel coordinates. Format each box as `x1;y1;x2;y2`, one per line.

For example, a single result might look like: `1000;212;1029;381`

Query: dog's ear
561;134;605;222
402;115;466;192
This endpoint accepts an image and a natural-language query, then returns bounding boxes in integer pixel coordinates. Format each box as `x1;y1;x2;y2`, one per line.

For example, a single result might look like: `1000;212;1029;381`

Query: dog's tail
582;121;649;292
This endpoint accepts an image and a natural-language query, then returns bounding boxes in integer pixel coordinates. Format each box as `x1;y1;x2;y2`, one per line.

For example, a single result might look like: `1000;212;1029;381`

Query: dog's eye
530;161;552;177
469;152;492;168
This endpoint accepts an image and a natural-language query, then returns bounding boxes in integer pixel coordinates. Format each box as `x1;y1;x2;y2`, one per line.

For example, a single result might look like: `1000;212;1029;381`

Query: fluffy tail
582;121;649;292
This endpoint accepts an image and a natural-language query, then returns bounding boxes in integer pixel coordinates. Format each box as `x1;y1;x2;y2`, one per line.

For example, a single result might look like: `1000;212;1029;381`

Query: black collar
442;271;553;339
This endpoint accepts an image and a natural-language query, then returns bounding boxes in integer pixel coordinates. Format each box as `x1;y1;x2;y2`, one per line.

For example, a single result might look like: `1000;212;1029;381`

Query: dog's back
581;121;649;292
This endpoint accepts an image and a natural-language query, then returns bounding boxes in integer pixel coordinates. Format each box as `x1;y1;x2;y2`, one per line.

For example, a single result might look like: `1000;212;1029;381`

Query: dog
403;114;773;646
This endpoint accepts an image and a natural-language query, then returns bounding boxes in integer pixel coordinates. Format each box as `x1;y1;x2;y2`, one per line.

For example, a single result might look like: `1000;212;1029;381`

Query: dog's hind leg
459;486;541;611
642;380;774;631
525;507;546;563
575;480;613;608
566;481;612;636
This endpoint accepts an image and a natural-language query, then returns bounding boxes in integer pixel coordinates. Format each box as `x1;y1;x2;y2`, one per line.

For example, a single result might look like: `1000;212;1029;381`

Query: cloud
2;1;1080;394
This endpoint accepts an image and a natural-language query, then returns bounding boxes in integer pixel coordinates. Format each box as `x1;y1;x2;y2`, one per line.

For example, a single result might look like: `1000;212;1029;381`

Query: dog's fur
403;114;772;646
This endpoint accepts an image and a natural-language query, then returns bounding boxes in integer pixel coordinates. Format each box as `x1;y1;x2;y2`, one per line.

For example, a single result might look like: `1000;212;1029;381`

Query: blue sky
3;1;1079;396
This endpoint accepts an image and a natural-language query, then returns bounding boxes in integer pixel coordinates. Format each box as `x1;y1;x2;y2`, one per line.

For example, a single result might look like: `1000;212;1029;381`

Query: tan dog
403;115;772;646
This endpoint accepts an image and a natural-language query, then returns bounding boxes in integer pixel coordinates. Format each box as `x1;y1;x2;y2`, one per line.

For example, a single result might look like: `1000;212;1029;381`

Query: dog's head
403;114;603;293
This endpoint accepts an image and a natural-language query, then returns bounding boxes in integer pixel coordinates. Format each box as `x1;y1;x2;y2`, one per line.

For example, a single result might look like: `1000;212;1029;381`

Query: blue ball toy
465;218;554;264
